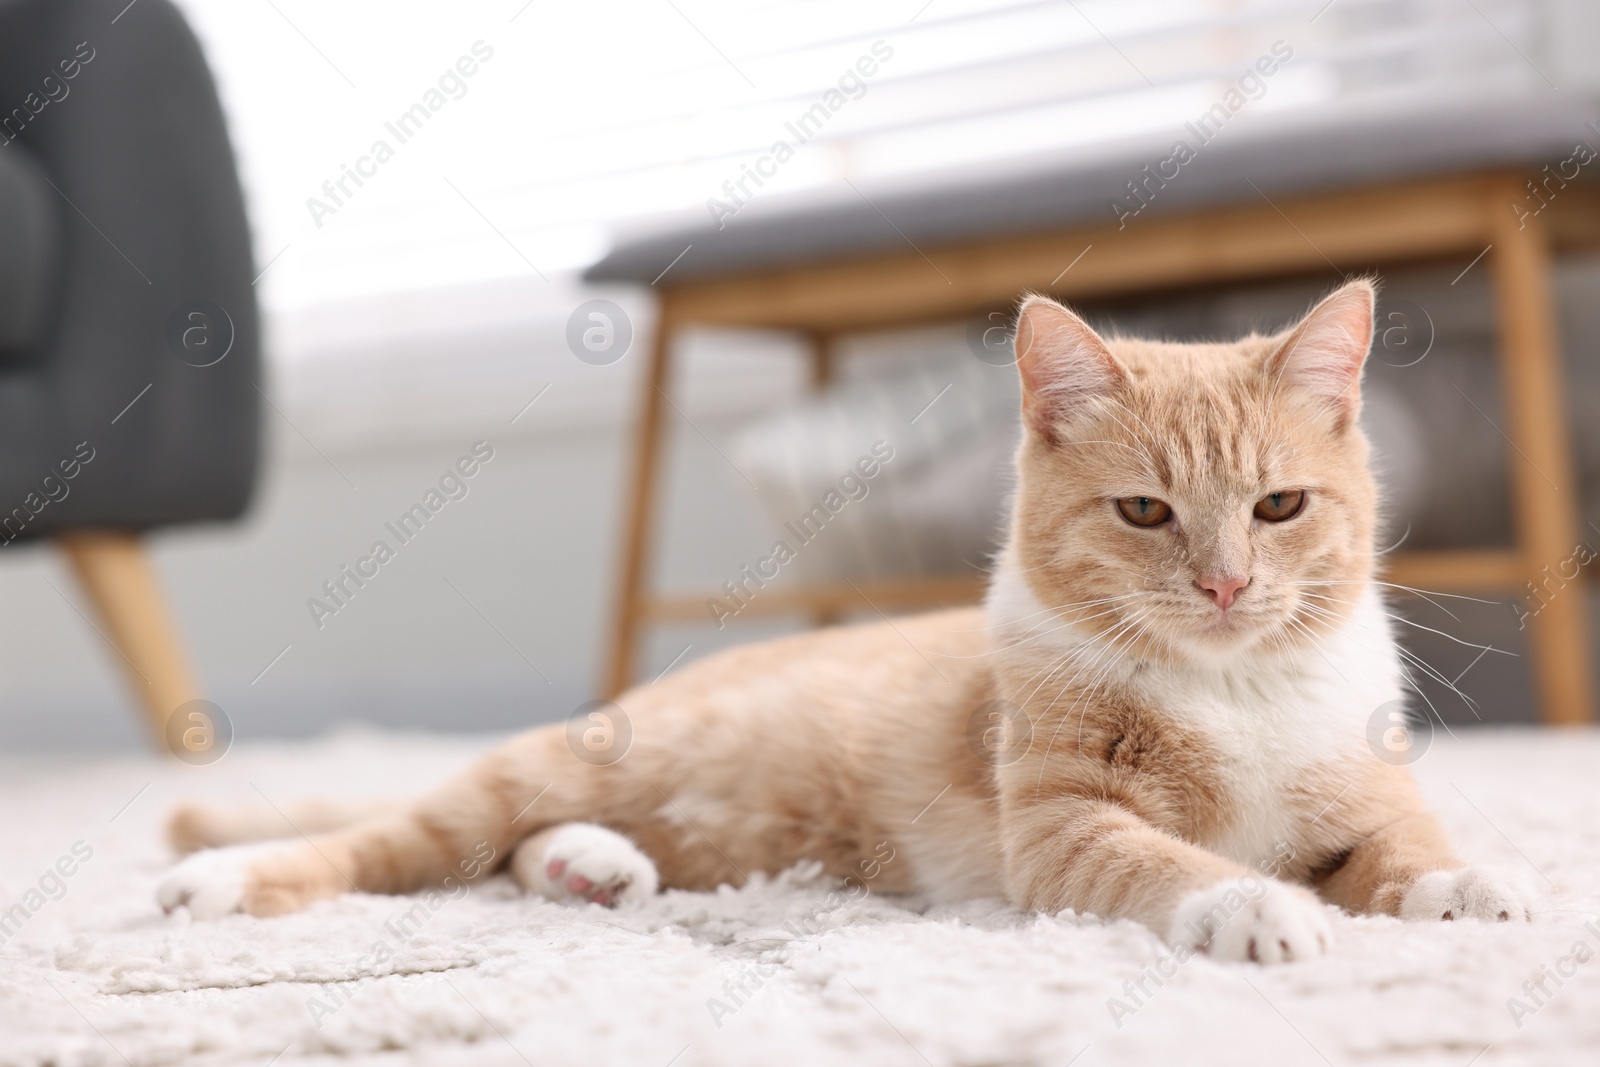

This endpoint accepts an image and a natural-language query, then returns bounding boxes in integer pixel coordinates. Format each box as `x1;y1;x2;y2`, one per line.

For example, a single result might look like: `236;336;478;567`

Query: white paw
1170;877;1333;964
1400;867;1536;923
512;823;658;908
156;843;274;919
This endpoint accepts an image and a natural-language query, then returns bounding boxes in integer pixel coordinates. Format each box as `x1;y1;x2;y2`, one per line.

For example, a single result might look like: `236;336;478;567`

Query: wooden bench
586;102;1600;724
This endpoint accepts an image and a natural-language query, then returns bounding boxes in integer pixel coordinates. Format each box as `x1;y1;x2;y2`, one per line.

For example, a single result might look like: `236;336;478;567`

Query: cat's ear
1013;294;1126;441
1269;279;1376;425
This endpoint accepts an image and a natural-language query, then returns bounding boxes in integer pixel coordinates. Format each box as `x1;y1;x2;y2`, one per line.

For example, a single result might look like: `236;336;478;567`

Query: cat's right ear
1013;294;1125;442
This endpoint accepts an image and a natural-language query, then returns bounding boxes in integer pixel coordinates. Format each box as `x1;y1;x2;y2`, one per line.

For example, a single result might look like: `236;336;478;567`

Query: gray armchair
0;0;259;747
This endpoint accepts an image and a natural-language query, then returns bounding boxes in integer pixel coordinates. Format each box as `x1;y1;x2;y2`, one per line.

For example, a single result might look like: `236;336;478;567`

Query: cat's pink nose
1196;575;1249;609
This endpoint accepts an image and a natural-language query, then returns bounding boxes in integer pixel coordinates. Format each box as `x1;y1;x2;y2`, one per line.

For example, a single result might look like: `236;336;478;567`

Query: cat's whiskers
1291;586;1508;684
1293;589;1358;604
1063;613;1156;761
1012;647;1091;713
1288;578;1500;620
1027;638;1127;786
1008;632;1107;706
1011;619;1132;708
1378;610;1515;658
1293;597;1483;718
1291;590;1363;628
1292;577;1456;620
1374;521;1413;558
1263;621;1301;665
961;591;1145;635
1281;613;1334;665
1278;607;1395;701
1383;638;1485;718
1012;610;1134;717
1010;647;1092;714
966;605;1138;660
1397;662;1464;741
1025;609;1152;784
1001;595;1158;701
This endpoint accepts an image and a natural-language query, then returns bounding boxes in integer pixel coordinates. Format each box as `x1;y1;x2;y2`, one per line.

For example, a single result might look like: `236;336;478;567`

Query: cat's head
1008;278;1378;664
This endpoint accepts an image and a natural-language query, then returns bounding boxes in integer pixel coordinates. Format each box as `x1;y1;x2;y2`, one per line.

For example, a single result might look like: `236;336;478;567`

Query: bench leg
1489;183;1595;724
807;332;844;630
602;312;676;697
59;531;204;748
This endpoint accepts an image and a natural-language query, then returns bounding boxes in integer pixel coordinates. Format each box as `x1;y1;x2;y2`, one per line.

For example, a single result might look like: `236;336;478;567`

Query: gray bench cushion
585;91;1600;285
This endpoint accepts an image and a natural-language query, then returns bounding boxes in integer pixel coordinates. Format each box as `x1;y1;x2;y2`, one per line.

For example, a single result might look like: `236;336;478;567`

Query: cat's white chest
1156;679;1351;867
1138;592;1402;867
989;565;1406;869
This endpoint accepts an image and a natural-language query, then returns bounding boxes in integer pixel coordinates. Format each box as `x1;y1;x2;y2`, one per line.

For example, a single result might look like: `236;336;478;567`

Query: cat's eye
1254;490;1306;522
1116;496;1172;528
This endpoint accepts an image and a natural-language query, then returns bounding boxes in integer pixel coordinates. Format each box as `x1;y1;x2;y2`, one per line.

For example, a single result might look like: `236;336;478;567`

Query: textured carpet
1;727;1597;1067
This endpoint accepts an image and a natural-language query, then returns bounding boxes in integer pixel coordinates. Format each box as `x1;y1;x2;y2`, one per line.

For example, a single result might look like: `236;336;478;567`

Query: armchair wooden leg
1490;181;1595;725
60;531;204;748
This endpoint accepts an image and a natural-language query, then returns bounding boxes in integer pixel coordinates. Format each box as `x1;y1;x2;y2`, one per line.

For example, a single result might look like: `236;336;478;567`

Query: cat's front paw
1400;867;1536;923
512;822;658;907
1169;877;1332;964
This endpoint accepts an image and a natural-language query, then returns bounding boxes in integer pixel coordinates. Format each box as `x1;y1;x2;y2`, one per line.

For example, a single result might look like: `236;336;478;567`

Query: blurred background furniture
10;0;1600;746
587;96;1600;725
0;0;259;745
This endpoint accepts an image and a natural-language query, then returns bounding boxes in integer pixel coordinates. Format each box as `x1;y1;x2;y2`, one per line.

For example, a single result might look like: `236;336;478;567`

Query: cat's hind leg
157;725;592;918
511;822;659;907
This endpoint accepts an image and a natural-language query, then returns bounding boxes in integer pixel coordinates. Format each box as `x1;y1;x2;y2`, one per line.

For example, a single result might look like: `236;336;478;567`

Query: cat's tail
167;798;392;853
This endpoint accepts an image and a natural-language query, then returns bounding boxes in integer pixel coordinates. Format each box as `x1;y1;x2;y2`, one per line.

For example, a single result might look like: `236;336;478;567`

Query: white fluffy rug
3;727;1598;1067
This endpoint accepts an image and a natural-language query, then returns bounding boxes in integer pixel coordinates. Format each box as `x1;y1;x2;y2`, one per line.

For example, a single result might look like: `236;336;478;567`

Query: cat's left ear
1269;278;1376;427
1013;294;1126;442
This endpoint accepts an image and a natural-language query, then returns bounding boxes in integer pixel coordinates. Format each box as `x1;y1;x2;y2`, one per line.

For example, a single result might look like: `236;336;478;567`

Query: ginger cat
159;279;1533;963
